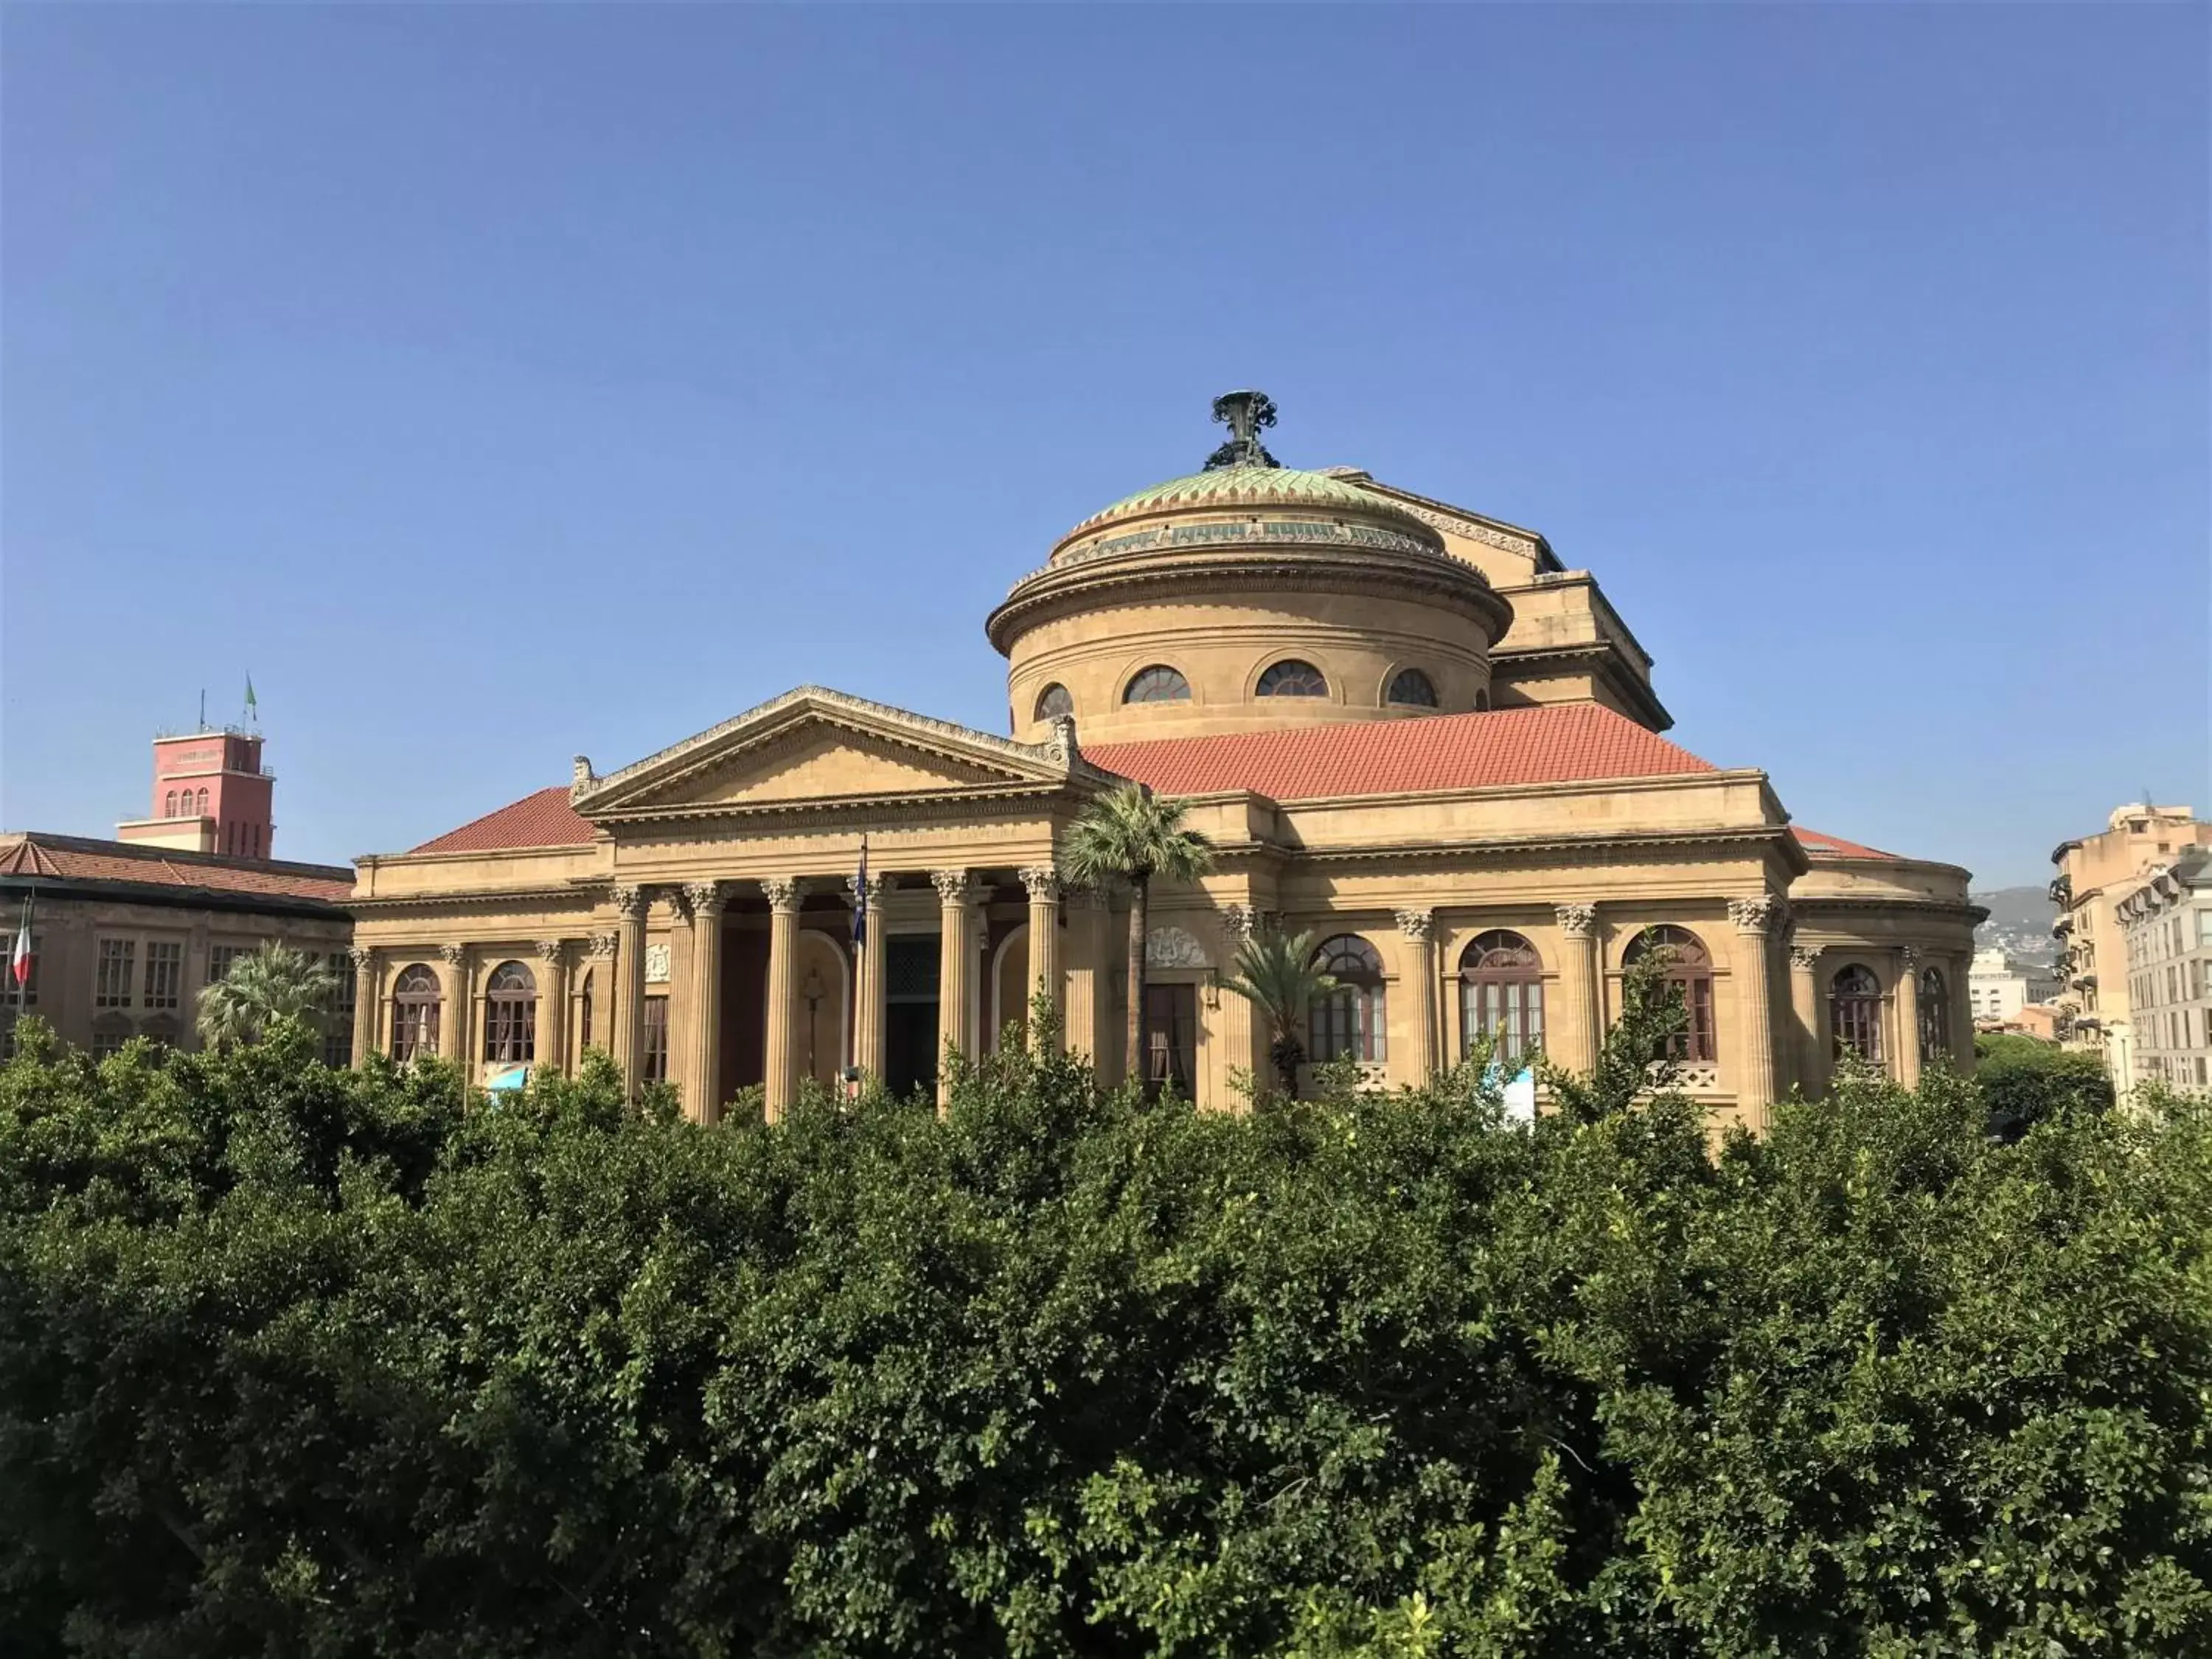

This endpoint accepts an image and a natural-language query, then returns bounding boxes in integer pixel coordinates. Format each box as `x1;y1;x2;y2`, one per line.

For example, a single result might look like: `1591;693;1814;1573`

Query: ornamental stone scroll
1146;925;1209;970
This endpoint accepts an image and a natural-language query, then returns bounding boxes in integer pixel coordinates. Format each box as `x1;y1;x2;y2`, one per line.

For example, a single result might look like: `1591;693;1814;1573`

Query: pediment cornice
570;685;1113;821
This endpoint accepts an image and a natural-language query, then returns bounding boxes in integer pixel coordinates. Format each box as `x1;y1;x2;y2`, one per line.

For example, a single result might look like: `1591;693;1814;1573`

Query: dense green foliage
1974;1031;2117;1143
1219;929;1333;1094
1;1011;2206;1657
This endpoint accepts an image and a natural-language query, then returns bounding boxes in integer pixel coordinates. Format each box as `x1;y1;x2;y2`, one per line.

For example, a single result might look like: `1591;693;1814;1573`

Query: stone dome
989;393;1511;747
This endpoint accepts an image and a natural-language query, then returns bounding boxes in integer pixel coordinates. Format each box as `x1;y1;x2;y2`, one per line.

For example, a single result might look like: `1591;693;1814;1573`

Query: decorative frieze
1554;903;1598;939
1146;925;1209;970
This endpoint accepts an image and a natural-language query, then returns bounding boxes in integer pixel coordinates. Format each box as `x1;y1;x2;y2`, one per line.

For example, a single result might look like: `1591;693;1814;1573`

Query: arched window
1473;689;1492;712
1830;964;1884;1062
484;960;537;1064
1386;668;1439;708
1917;965;1950;1064
164;790;178;817
578;969;594;1051
1256;659;1328;698
195;788;209;815
1309;934;1387;1064
1124;665;1192;704
1624;925;1717;1062
1460;930;1544;1062
391;964;442;1062
1034;683;1074;720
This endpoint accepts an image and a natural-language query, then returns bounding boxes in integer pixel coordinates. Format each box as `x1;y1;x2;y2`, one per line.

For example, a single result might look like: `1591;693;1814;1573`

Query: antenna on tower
198;689;206;732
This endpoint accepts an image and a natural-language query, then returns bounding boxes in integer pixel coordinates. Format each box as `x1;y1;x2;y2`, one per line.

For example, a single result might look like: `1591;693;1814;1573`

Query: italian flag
10;899;31;989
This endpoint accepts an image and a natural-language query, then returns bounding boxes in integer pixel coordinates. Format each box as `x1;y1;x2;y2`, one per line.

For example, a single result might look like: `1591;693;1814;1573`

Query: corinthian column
535;940;568;1077
1554;904;1601;1076
1789;945;1826;1099
437;943;472;1068
847;869;886;1078
1396;908;1439;1082
760;877;800;1121
1895;946;1921;1090
610;885;647;1101
1217;903;1262;1103
685;883;729;1121
932;869;977;1106
1728;897;1782;1125
348;946;376;1068
1062;887;1108;1067
1020;865;1062;1052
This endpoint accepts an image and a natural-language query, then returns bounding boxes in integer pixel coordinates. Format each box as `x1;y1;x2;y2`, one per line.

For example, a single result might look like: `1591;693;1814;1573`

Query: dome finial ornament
1205;389;1279;470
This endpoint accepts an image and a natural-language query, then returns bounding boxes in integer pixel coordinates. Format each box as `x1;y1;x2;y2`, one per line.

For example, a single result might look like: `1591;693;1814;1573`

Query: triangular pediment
571;686;1099;821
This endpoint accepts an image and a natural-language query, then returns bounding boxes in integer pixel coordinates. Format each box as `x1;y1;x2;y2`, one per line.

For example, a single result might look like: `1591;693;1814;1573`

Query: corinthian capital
1728;896;1784;935
1018;865;1060;903
684;880;729;917
1220;902;1256;945
1789;945;1823;973
760;876;803;913
536;939;566;966
1394;908;1436;942
437;942;467;968
609;884;647;920
931;869;977;906
846;870;886;908
586;931;619;962
347;945;374;973
1554;903;1598;939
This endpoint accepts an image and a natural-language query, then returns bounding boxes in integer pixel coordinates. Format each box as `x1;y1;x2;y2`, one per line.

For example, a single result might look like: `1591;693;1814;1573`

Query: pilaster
349;946;376;1068
1789;945;1826;1099
1554;903;1601;1076
610;885;647;1100
535;941;568;1078
437;943;472;1068
1728;897;1782;1124
1396;908;1439;1082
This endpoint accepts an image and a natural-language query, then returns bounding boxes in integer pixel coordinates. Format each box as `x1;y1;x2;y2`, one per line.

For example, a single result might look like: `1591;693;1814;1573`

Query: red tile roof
408;786;594;855
0;833;354;903
1085;704;1718;801
1792;827;1895;860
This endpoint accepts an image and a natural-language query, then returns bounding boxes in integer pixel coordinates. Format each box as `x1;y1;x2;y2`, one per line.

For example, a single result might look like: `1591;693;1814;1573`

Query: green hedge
1;1020;2205;1656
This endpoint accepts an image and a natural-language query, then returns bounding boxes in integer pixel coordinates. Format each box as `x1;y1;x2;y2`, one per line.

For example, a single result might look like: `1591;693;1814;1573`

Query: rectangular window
92;1026;131;1059
1143;983;1198;1097
142;941;183;1010
642;995;669;1083
3;933;38;1009
323;951;355;1067
579;970;594;1052
209;944;242;983
95;939;136;1008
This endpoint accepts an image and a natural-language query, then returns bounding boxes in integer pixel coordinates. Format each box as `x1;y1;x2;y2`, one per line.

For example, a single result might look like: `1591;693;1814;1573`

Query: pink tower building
114;726;276;861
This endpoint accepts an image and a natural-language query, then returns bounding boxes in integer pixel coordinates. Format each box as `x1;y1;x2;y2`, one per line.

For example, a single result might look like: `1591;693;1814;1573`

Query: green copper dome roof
1093;465;1391;521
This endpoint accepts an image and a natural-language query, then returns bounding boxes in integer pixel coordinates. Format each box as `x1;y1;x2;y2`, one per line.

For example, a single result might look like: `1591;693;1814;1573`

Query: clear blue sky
4;6;2205;888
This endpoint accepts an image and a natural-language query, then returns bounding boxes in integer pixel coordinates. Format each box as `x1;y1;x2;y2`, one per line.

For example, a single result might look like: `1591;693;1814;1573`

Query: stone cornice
986;546;1512;655
573;685;1116;816
1790;894;1990;924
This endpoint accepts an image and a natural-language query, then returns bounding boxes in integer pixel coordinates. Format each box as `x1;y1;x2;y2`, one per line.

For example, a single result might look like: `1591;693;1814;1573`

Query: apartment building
2115;851;2212;1092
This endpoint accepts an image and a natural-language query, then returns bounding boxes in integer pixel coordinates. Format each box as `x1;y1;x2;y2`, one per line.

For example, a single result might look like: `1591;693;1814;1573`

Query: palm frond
195;940;338;1049
1060;784;1215;890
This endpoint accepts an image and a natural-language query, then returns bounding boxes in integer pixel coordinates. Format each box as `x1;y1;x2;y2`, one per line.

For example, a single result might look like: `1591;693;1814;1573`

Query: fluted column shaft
1895;947;1922;1090
611;886;647;1100
1020;866;1062;1052
1063;888;1109;1066
1789;945;1826;1099
1397;909;1439;1082
437;944;472;1068
349;947;375;1068
761;879;800;1121
848;872;887;1078
1728;897;1781;1124
933;871;977;1106
1555;905;1601;1076
684;884;728;1121
1217;904;1262;1102
535;942;568;1077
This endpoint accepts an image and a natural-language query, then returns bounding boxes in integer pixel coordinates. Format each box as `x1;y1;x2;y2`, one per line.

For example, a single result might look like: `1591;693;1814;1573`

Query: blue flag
850;836;868;947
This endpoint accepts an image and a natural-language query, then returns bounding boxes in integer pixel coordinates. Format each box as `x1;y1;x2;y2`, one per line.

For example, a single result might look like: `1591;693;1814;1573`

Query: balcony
2048;875;2072;906
2052;916;2073;937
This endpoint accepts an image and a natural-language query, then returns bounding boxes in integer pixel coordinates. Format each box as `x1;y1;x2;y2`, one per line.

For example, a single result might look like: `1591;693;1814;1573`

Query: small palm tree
1220;928;1335;1097
196;940;337;1051
1060;783;1216;1084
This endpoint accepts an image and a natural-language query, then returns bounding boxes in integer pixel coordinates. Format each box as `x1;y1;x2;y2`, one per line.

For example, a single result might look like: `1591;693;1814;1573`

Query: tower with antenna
113;681;276;860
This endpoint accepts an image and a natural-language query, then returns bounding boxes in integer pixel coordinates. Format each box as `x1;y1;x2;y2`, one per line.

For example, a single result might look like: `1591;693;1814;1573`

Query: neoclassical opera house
347;394;1980;1127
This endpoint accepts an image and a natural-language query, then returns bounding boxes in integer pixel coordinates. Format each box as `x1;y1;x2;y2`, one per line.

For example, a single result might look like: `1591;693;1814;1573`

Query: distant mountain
1972;886;2058;966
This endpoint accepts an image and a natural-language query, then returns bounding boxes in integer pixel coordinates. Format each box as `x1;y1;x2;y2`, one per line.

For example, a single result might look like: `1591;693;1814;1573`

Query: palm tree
1220;928;1335;1097
1060;783;1215;1085
196;940;338;1051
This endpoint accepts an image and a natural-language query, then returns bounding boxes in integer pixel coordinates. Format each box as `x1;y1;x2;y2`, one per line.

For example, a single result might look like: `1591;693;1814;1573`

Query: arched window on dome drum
1386;668;1439;708
484;960;537;1065
1124;665;1192;704
1624;925;1717;1063
390;964;441;1063
1917;966;1950;1065
1473;689;1492;712
1829;964;1884;1063
1309;934;1386;1064
1034;683;1074;721
1256;659;1328;698
1460;931;1544;1062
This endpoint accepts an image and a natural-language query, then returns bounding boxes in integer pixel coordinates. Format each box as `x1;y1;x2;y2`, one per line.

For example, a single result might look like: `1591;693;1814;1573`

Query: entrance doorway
1144;983;1197;1099
883;935;941;1099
